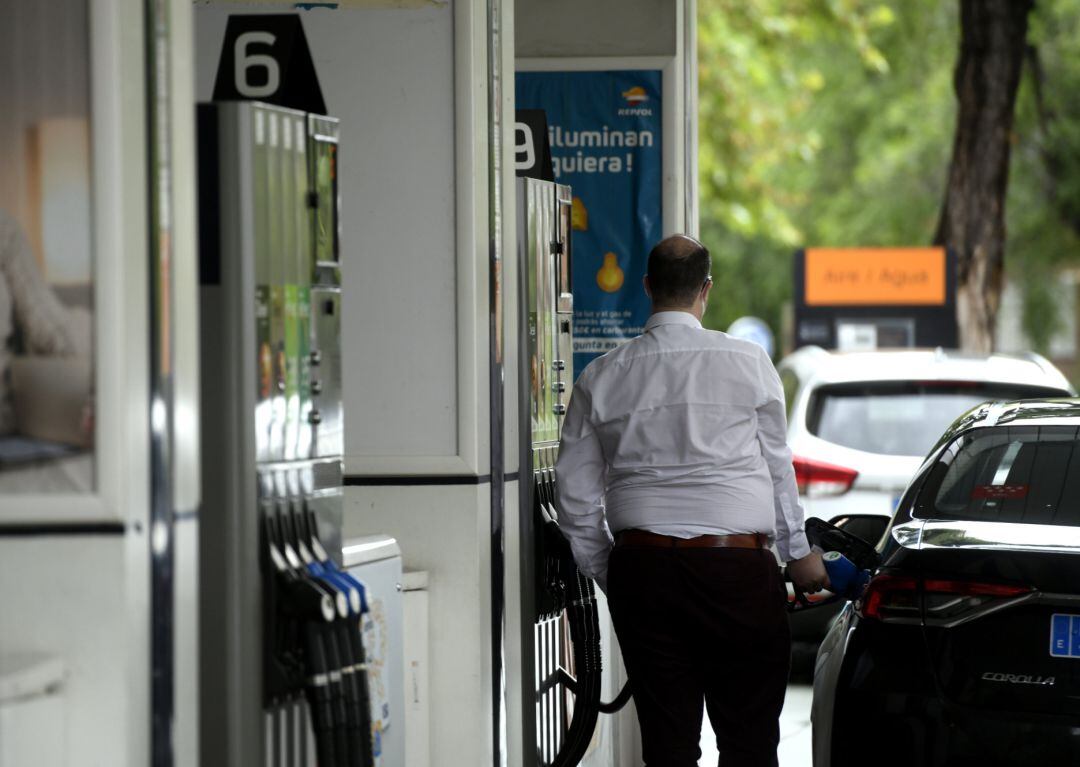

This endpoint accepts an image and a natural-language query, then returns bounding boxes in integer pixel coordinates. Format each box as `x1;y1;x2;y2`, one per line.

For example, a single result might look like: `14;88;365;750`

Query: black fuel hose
302;558;362;767
291;564;354;767
270;510;352;767
334;621;374;767
548;547;601;767
553;571;600;767
302;622;338;767
326;637;350;767
333;626;362;767
598;682;632;714
537;472;635;767
304;502;375;767
295;588;347;767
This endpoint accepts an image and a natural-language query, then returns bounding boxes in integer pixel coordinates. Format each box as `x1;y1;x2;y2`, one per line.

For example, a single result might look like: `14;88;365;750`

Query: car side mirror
827;514;890;548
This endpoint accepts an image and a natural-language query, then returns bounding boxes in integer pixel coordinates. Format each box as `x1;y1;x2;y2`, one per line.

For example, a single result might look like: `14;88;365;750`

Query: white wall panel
343;484;493;767
515;0;675;58
0;538;133;767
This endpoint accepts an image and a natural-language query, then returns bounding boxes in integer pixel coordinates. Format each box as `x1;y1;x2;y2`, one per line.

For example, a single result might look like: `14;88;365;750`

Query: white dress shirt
555;311;811;591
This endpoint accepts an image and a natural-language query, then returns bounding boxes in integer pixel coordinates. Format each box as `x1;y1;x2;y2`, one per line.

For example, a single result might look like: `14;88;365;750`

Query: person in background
556;234;828;767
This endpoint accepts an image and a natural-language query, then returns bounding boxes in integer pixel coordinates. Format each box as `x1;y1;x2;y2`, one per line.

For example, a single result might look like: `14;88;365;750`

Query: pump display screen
313;139;338;265
557;201;573;313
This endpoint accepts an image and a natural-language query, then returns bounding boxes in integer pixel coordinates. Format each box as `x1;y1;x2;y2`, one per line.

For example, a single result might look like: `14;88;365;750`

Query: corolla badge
982;671;1055;686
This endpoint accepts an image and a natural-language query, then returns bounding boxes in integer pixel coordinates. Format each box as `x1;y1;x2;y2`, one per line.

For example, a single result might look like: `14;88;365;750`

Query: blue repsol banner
516;70;663;375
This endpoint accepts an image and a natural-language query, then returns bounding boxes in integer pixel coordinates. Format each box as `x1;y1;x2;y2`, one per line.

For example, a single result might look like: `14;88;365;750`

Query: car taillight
793;456;858;497
858;575;920;621
921;579;1033;623
922;579;1033;598
858;576;1033;622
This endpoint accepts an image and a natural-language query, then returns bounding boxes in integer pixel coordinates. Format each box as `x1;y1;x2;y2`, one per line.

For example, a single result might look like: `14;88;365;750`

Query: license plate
1050;614;1080;658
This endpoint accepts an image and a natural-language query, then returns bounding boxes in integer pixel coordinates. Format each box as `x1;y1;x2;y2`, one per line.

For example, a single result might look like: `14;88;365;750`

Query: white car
778;347;1076;525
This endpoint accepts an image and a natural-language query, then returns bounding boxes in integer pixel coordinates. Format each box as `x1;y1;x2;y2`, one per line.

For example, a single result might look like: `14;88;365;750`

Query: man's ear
643;275;652;299
700;279;713;311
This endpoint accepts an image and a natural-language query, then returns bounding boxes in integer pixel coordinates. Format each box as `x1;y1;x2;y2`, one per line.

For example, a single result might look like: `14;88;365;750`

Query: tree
1006;0;1080;360
933;0;1034;353
697;0;956;340
697;0;1080;363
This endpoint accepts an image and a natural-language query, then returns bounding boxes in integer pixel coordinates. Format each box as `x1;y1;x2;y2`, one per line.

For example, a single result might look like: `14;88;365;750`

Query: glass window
807;382;1070;458
0;0;95;492
915;425;1080;526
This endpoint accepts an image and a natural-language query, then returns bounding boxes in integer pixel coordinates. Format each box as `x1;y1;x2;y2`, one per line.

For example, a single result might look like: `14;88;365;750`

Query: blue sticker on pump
1071;616;1080;657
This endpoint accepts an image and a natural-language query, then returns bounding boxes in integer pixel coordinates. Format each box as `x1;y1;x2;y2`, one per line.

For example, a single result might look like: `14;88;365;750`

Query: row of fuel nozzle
261;469;374;767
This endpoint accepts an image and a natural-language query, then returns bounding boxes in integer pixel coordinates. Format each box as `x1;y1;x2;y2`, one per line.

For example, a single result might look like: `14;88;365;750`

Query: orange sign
804;248;947;306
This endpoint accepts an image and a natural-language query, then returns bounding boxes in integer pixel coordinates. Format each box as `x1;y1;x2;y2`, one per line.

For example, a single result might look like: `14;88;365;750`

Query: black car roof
939;398;1080;445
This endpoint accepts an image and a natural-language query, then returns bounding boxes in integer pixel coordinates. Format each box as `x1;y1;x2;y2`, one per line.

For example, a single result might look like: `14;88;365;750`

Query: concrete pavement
699;684;813;766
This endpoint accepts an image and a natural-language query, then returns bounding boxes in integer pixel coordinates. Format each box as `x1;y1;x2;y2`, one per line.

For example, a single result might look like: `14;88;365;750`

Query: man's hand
787;551;830;594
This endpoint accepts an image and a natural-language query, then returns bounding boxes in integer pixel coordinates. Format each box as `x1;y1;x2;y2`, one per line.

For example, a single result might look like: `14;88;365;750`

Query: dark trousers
607;543;791;767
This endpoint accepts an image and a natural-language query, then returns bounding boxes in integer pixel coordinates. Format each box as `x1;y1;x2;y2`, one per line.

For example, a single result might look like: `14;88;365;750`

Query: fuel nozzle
821;551;871;601
787;517;882;612
281;574;338;623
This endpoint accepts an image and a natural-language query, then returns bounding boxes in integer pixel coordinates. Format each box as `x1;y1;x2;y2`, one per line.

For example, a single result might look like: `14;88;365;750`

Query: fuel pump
515;178;631;767
197;101;373;767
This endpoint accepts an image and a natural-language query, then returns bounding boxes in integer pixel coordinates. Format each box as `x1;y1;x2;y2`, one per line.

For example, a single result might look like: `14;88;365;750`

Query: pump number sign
212;13;327;115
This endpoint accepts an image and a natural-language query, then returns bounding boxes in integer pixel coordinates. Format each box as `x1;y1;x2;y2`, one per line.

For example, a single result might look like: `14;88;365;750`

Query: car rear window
914;425;1080;526
806;382;1068;457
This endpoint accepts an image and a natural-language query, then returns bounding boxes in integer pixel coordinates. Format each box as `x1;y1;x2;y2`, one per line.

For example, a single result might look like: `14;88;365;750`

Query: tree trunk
935;0;1033;353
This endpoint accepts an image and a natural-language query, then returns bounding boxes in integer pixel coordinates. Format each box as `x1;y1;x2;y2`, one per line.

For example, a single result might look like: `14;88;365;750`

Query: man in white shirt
556;234;828;767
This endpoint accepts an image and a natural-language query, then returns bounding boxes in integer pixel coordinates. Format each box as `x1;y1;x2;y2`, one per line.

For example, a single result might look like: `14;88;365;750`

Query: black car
811;399;1080;766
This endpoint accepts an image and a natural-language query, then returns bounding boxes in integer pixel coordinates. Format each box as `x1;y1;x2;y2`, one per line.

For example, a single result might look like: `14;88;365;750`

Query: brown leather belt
614;529;769;549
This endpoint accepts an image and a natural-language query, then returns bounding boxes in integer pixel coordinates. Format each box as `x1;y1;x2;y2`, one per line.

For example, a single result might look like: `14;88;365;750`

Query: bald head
645;234;711;308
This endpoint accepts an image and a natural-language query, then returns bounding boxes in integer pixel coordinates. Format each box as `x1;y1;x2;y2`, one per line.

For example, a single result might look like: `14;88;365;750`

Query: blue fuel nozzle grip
822;551;871;599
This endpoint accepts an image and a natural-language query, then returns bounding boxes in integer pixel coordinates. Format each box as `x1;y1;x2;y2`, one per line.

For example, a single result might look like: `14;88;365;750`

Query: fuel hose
552;568;601;767
302;621;338;767
324;623;351;767
332;621;367;767
302;502;376;767
539;477;633;767
289;505;368;767
270;507;354;767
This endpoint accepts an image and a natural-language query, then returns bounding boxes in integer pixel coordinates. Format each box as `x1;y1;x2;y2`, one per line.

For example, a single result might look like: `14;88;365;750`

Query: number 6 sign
212;14;327;115
234;31;280;98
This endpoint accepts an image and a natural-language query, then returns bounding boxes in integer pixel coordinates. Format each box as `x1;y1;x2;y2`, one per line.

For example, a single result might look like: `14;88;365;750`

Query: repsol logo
981;672;1055;686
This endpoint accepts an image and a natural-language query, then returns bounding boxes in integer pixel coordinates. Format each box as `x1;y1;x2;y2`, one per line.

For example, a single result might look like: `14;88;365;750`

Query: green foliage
1007;0;1080;354
698;0;1080;358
